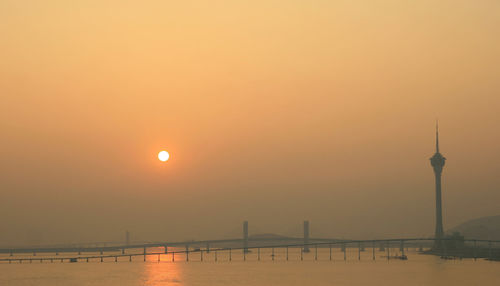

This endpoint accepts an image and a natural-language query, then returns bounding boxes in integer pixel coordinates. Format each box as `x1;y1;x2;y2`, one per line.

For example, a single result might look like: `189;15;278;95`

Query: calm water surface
1;248;499;286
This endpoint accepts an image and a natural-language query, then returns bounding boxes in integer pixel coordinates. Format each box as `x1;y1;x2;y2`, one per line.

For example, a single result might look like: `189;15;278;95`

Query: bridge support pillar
372;243;375;260
343;243;346;261
400;240;405;257
186;245;189;262
386;242;390;261
206;243;210;253
164;246;168;254
358;242;361;260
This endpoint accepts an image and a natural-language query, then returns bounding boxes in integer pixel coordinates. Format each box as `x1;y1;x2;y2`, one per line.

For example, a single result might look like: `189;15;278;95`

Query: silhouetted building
430;123;446;247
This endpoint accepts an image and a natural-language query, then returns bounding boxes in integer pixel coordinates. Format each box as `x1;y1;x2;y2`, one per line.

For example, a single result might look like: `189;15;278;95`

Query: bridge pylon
303;221;310;253
243;221;249;253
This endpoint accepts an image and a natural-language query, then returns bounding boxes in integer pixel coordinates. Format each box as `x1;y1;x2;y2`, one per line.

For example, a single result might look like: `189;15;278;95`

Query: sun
158;151;170;162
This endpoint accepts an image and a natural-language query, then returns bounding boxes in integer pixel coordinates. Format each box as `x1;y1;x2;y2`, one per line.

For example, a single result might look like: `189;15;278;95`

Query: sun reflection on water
142;247;183;286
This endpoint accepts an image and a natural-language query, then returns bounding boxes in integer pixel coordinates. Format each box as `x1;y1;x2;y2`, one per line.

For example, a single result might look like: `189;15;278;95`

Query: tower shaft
434;170;444;240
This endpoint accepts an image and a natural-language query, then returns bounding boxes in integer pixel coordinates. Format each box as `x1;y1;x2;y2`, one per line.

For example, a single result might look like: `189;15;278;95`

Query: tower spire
435;120;439;153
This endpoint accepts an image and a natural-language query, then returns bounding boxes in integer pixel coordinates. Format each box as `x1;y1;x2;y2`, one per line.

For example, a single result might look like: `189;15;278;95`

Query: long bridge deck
1;238;498;263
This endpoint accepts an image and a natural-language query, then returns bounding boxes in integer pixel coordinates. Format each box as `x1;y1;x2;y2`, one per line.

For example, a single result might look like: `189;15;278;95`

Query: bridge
1;221;498;263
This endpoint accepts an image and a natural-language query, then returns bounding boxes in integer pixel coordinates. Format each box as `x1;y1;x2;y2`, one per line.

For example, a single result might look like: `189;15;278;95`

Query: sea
1;247;499;286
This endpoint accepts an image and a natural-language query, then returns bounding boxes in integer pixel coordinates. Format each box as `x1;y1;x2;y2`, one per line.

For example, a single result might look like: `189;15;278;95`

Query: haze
1;0;499;246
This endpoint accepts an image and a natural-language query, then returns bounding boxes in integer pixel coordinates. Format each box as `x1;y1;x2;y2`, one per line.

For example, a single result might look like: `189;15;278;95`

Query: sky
0;0;499;246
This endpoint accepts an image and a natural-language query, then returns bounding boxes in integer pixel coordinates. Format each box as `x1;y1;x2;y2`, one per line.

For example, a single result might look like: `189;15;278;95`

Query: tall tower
430;123;446;245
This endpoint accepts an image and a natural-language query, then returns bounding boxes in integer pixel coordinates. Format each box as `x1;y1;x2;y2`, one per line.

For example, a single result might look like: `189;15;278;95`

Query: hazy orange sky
1;0;499;246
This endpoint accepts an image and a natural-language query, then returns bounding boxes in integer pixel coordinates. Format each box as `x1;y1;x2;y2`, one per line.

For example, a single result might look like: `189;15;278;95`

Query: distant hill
249;233;292;240
448;215;500;240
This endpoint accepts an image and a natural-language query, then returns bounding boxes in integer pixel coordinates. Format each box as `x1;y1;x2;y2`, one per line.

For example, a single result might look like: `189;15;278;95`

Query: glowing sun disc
158;151;170;162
